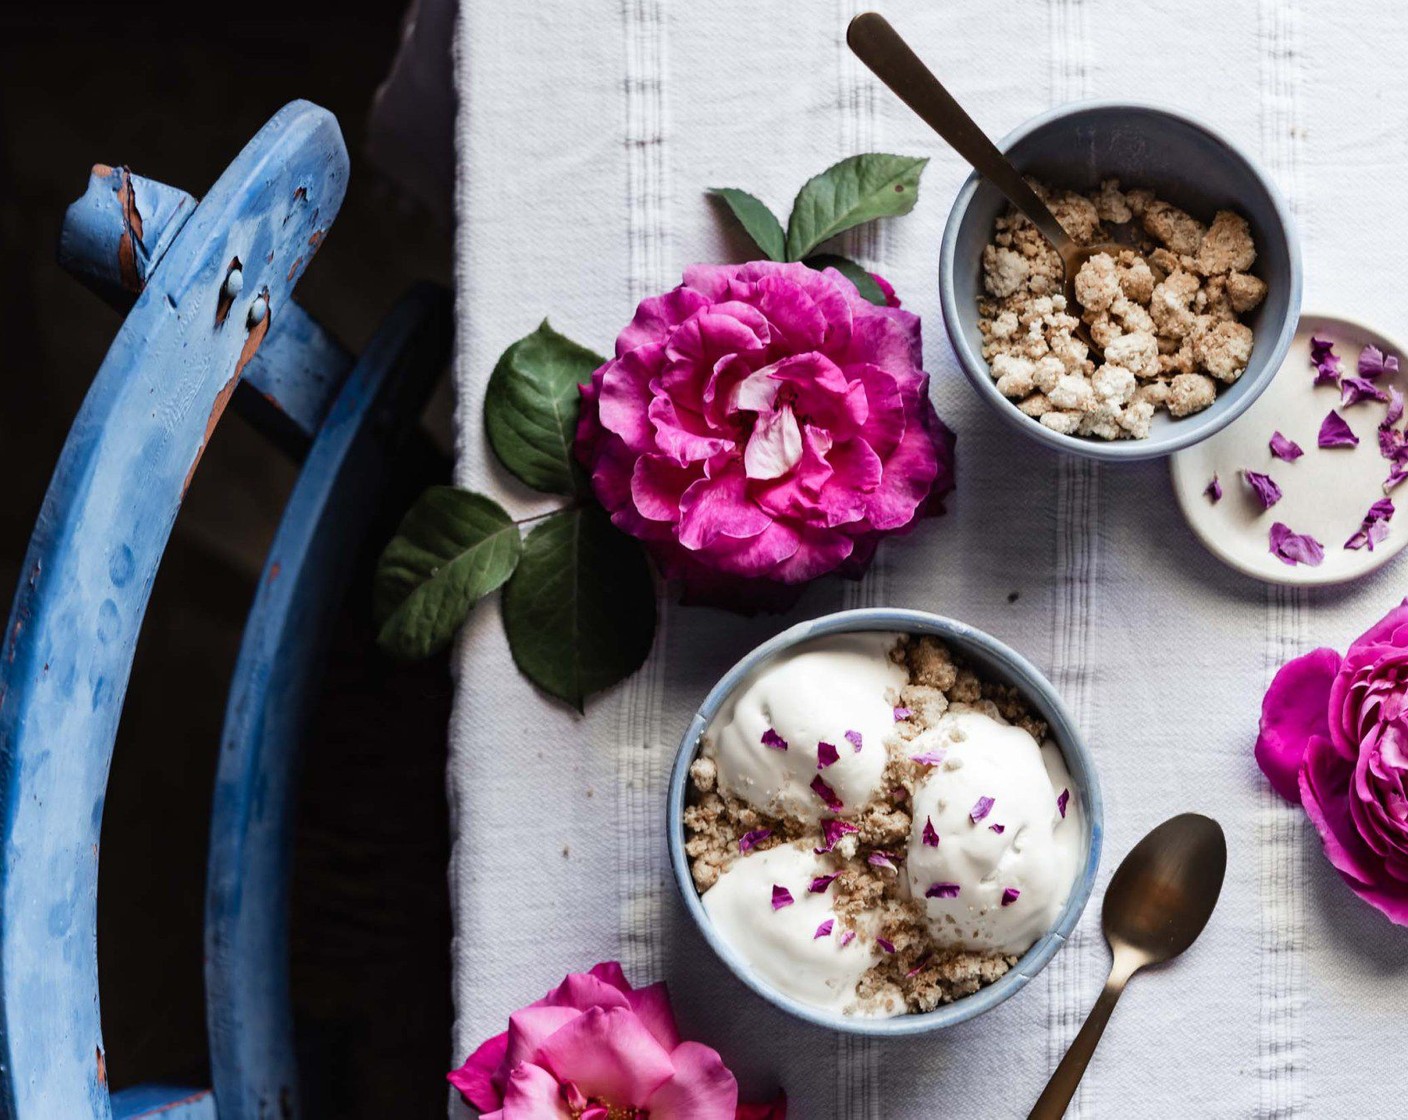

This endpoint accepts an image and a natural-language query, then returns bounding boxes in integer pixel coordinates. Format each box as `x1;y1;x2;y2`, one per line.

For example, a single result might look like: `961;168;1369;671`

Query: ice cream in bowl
667;609;1102;1035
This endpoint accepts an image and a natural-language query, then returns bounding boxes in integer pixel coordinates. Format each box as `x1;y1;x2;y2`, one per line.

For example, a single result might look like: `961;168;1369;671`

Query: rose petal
816;741;840;769
814;919;834;940
990;823;1006;834
905;954;932;978
910;750;946;766
1269;521;1325;567
1359;343;1400;381
1057;789;1070;818
641;1040;740;1118
761;729;788;751
921;816;939;847
1345;498;1395;552
771;885;794;910
814;818;859;853
1269;432;1304;462
809;873;841;894
1205;474;1223;503
739;828;772;853
448;1033;510;1110
876;937;896;953
1001;888;1021;906
1319;409;1360;448
867;852;897;872
893;706;913;721
1311;335;1342;386
1242;470;1282;509
925;882;961;898
969;795;995;823
1343;377;1390;407
839;930;857;947
534;1006;675;1108
810;775;843;811
845;729;863;752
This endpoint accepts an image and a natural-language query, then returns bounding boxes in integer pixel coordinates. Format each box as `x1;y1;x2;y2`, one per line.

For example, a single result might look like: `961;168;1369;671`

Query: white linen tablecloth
449;2;1408;1115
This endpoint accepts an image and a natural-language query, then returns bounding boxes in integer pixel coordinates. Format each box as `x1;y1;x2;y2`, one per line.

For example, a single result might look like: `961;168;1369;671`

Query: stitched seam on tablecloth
1259;2;1308;1111
1046;2;1096;1117
837;4;883;1113
617;0;671;988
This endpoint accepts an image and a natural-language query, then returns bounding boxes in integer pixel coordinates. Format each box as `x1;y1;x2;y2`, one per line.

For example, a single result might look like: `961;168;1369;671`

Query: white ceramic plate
1171;313;1408;586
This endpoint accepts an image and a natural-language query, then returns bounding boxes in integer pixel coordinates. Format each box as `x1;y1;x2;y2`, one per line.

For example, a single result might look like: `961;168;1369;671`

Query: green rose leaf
803;253;889;306
484;320;604;496
707;187;787;262
373;487;523;660
784;153;928;262
502;505;656;712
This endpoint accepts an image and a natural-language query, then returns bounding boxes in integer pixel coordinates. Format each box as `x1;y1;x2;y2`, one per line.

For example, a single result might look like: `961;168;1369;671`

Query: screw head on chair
223;268;244;299
247;294;268;327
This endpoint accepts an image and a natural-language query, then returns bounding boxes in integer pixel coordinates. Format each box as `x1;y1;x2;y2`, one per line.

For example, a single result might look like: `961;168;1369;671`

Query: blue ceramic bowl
667;608;1103;1036
939;100;1302;462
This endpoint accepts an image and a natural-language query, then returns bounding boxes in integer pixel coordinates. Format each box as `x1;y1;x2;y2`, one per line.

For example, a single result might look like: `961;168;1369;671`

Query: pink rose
575;261;955;609
1257;600;1408;923
449;962;785;1119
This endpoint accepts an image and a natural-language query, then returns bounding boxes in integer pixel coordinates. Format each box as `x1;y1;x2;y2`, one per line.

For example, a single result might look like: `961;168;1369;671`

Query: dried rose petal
1379;423;1405;461
816;741;840;770
1001;887;1021;907
1242;470;1282;509
1319;409;1359;448
810;775;843;811
925;882;961;899
1359;343;1400;380
1269;432;1304;462
839;929;856;947
989;823;1006;835
876;937;895;954
1311;335;1342;386
738;828;772;853
809;872;841;894
844;729;863;753
893;707;913;721
1343;377;1390;407
909;749;946;766
905;954;932;978
921;816;939;847
770;885;794;911
761;728;788;752
1269;521;1325;567
969;795;995;823
1345;498;1395;551
1205;474;1223;503
814;818;859;853
867;852;898;872
1388;388;1406;428
1387;461;1408;494
1057;789;1070;818
813;919;834;939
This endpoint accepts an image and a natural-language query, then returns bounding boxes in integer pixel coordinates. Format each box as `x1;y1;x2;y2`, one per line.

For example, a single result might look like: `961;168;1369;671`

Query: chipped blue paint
205;282;449;1120
110;1086;216;1120
0;101;348;1120
58;166;196;308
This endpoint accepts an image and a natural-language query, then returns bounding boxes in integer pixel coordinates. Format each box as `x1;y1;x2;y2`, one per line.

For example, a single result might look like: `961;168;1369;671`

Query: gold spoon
846;12;1122;349
1027;813;1227;1119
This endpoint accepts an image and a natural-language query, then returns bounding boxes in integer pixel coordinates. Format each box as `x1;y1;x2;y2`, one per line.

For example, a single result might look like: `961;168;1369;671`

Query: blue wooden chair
0;101;450;1119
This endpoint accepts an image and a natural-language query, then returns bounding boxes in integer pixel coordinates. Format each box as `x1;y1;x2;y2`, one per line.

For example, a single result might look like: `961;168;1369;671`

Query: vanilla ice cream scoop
702;843;878;1014
904;709;1083;954
705;632;906;822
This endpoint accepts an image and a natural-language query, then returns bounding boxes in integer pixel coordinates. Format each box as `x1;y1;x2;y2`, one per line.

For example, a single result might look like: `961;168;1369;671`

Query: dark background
0;1;454;1115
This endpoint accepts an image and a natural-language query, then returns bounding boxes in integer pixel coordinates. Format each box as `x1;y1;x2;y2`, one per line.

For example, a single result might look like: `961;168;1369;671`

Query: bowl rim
665;607;1104;1037
938;97;1305;463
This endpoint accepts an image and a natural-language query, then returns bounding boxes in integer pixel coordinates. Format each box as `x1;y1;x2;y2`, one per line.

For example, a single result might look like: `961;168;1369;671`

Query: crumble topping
978;178;1266;440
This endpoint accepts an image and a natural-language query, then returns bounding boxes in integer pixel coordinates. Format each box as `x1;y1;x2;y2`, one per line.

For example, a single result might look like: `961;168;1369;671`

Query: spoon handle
1026;969;1130;1119
846;12;1073;253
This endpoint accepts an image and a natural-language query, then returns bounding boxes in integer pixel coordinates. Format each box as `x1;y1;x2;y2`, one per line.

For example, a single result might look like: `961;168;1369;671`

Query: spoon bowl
1103;812;1227;968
